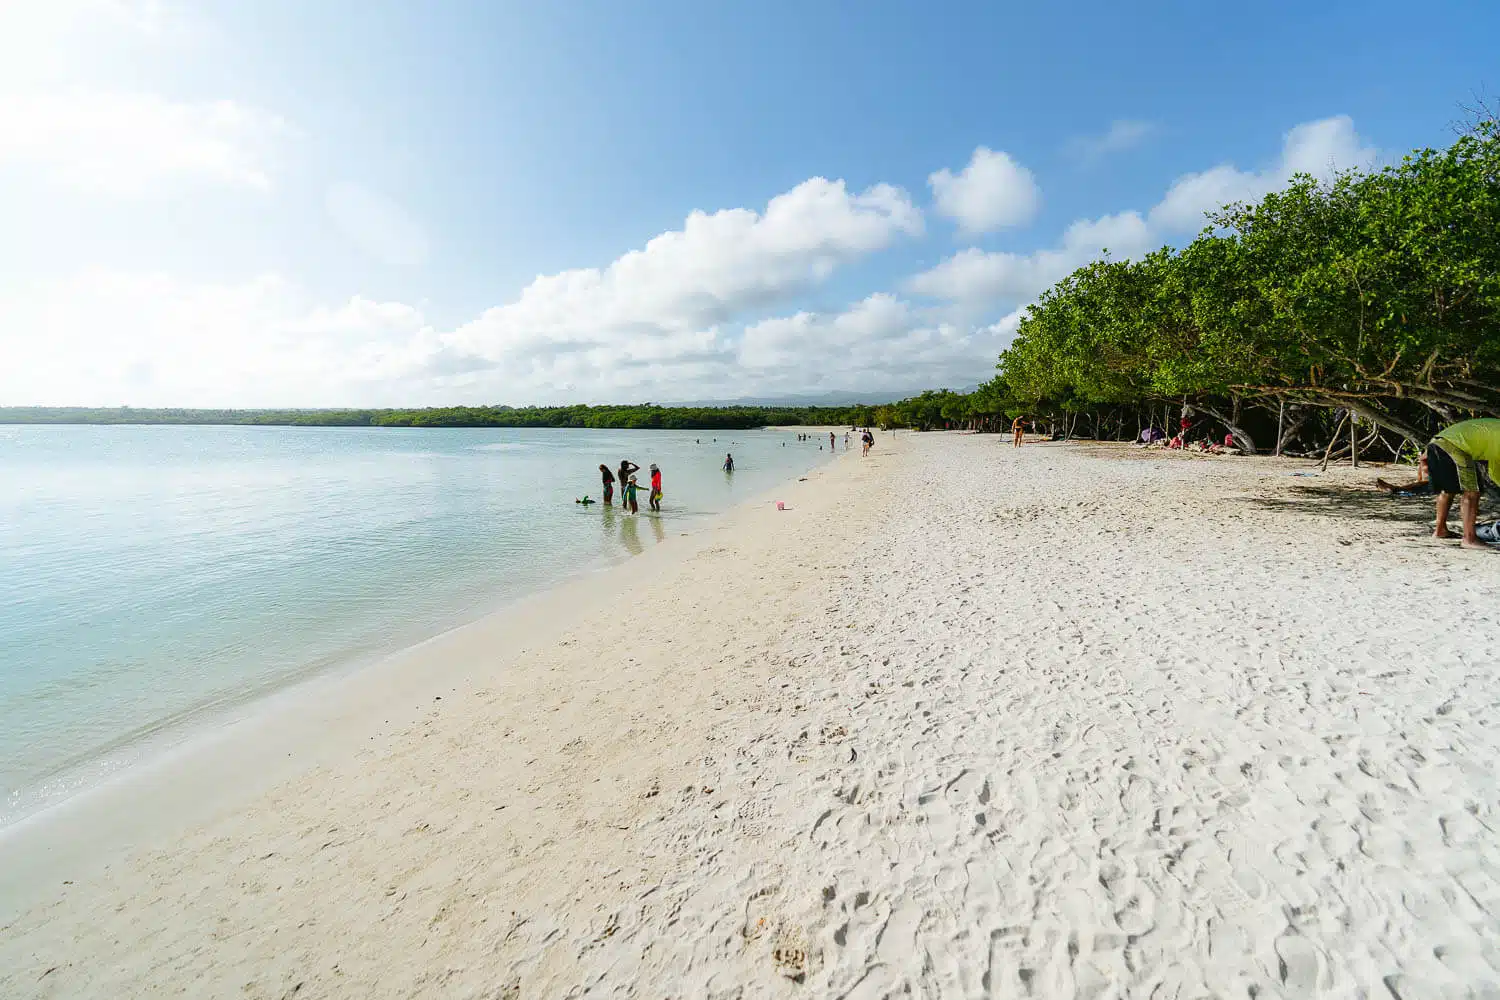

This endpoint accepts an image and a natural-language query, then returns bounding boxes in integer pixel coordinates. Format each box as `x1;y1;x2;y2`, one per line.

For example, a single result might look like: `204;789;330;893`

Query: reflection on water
618;513;643;555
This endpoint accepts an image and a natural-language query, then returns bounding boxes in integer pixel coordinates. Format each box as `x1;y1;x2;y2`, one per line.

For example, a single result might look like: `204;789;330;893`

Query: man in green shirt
1427;417;1500;549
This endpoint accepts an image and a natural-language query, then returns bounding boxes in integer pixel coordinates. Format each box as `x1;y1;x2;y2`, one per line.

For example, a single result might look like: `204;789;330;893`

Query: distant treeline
872;113;1500;460
0;404;882;430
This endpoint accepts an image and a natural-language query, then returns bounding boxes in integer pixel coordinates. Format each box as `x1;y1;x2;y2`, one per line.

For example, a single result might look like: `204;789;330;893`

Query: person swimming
575;495;595;505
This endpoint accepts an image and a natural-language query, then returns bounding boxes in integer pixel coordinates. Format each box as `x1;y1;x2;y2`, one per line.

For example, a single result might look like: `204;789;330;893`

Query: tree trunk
1275;404;1313;455
1342;399;1430;445
1274;398;1285;457
1321;410;1349;472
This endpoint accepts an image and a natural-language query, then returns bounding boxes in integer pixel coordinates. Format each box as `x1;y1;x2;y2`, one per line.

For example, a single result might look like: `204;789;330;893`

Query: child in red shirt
648;464;663;512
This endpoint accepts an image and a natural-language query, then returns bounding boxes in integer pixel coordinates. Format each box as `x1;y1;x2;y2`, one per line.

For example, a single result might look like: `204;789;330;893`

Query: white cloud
1;176;924;405
4;115;1386;405
908;210;1152;303
1067;119;1157;161
0;90;284;192
326;182;431;267
0;2;281;193
739;294;915;369
928;147;1040;233
736;293;1015;393
442;176;922;365
912;114;1375;312
0;272;442;406
1150;115;1376;231
0;1;192;87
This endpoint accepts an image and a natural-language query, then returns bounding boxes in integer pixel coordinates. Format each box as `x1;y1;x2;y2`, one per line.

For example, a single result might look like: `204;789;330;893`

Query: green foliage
0;404;876;430
881;117;1500;449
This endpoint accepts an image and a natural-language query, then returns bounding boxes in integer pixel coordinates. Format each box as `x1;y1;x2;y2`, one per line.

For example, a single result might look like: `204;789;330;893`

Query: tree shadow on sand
1237;483;1473;530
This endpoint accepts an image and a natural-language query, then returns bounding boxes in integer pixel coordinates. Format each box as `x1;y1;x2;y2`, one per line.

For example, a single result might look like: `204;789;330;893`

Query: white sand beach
4;431;1498;998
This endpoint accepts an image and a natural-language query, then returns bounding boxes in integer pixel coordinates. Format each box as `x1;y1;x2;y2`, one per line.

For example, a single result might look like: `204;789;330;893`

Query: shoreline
0;434;847;913
5;432;1496;997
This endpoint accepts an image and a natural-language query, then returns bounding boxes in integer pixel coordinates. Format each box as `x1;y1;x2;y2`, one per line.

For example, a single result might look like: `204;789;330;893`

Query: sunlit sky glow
1;0;1494;406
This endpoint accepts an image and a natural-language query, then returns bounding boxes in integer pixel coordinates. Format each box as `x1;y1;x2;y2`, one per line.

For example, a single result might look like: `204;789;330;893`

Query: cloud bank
2;107;1379;406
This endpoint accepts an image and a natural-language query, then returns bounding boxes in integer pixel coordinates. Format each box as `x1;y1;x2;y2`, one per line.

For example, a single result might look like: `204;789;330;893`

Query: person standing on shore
648;463;663;512
599;464;615;505
1428;418;1500;549
1012;416;1026;448
829;431;836;451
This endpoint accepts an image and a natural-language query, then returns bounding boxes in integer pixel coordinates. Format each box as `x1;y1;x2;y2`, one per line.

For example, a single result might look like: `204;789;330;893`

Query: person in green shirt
1427;417;1500;549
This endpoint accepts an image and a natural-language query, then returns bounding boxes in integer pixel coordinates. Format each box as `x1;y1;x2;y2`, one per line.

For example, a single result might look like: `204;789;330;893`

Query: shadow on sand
1237;483;1446;530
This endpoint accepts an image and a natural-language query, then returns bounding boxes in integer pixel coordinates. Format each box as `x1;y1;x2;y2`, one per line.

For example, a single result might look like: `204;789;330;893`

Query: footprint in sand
1274;930;1326;996
771;923;810;981
741;884;779;940
735;797;773;837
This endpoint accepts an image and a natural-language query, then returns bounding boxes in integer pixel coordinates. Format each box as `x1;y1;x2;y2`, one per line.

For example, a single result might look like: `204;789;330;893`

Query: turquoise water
0;424;834;823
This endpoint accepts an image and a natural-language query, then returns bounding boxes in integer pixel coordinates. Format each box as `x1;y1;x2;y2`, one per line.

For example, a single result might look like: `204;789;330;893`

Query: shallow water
0;424;835;822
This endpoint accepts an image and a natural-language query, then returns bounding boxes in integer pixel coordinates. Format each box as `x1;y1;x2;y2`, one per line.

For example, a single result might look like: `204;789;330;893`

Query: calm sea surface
0;424;834;823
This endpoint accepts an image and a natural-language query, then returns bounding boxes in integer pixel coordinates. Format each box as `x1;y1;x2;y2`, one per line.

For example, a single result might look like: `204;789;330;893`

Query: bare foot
1434;529;1452;539
1461;538;1491;551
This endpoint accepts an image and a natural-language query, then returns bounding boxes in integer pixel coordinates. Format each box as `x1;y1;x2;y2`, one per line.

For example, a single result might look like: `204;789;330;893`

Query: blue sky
1;0;1495;406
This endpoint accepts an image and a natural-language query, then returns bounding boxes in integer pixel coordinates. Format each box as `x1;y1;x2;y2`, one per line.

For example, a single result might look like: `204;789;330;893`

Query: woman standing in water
723;453;734;472
617;459;639;498
598;464;616;505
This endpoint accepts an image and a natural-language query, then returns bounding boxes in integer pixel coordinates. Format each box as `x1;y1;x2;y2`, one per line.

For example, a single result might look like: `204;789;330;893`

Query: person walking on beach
622;475;641;514
829;431;836;451
723;453;734;472
598;464;615;505
648;463;663;512
861;430;873;456
1012;415;1026;448
1428;417;1500;549
617;459;639;498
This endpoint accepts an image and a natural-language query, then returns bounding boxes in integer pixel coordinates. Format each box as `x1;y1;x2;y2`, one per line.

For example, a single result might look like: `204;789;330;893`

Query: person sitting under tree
1427;417;1500;550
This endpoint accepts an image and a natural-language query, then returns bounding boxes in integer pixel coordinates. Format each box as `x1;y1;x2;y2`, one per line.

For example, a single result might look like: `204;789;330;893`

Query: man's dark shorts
1426;441;1462;495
